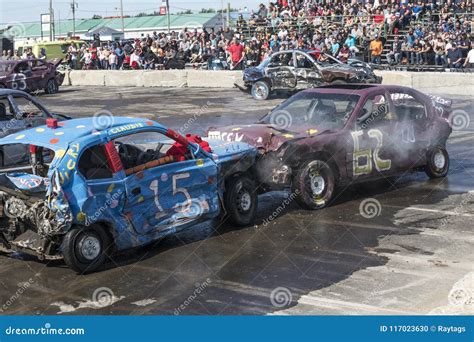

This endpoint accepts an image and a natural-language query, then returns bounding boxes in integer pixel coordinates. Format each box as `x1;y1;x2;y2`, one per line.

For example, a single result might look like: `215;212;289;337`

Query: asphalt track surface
0;86;472;315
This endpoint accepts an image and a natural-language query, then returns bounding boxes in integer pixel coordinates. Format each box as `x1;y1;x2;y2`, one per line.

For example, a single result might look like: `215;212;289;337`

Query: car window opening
78;145;113;180
0;144;55;177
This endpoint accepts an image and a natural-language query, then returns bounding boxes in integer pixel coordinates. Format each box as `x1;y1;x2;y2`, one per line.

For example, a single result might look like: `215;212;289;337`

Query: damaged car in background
209;84;453;209
240;50;382;100
0;59;65;94
0;117;258;273
0;89;71;165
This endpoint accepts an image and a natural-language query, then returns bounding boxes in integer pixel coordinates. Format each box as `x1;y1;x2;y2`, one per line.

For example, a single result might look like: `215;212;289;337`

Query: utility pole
226;2;230;28
221;0;224;29
120;0;125;35
49;0;54;41
166;0;171;34
71;0;77;37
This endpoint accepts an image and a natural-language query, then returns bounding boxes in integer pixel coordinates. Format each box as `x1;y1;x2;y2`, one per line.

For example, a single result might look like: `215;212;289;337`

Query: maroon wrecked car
208;84;453;209
0;59;64;94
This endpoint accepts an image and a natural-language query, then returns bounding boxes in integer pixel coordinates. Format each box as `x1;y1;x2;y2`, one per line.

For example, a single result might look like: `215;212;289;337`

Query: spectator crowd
2;0;473;69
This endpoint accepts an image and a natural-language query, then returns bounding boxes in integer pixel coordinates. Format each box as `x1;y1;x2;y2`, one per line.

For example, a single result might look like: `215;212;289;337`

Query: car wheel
425;145;449;178
292;159;336;210
224;175;258;226
61;225;111;274
331;79;347;85
251;81;270;100
45;79;59;94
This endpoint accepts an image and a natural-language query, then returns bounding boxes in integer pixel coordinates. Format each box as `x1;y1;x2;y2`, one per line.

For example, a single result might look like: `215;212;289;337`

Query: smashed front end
321;64;382;84
0;146;72;260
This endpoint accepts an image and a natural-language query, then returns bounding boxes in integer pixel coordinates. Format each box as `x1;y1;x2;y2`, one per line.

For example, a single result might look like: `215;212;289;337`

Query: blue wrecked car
0;117;258;273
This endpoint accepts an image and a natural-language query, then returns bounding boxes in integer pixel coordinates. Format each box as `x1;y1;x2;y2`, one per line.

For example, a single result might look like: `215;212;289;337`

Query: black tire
425;145;449;178
224;175;258;226
292;159;336;210
251;81;270;100
0;151;3;167
61;225;111;274
45;79;59;94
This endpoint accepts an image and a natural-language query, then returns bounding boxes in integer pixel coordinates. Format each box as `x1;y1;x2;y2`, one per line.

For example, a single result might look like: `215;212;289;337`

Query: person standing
108;51;117;70
370;35;383;64
463;41;474;68
227;38;244;70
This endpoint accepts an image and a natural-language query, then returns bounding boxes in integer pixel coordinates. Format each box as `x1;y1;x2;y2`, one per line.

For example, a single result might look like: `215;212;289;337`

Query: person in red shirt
373;9;385;25
227;38;244;70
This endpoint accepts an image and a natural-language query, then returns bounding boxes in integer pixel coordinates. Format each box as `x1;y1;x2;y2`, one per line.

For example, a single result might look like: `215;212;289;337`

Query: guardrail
63;69;474;96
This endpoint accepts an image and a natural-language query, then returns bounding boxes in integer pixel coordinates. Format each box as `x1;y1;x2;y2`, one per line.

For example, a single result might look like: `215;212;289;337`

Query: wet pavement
0;86;472;315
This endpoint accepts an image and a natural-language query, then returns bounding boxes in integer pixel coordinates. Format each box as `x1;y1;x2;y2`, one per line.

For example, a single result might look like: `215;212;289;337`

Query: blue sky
0;0;263;24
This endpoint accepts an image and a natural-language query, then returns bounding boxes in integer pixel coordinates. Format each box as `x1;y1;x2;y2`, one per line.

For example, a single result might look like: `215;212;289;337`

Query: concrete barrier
410;72;473;95
186;70;242;88
374;70;473;95
139;70;187;88
68;70;107;86
66;70;473;95
105;70;143;87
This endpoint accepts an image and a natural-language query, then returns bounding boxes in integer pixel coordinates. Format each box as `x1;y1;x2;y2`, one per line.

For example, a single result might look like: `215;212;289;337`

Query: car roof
0;117;166;150
302;84;419;96
0;89;34;97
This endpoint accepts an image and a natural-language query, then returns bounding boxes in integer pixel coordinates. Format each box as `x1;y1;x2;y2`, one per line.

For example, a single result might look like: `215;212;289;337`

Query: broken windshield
260;92;360;132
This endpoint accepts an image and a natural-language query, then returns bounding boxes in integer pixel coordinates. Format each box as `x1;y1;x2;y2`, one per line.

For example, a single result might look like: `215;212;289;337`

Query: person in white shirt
463;41;474;68
108;52;118;70
130;50;141;69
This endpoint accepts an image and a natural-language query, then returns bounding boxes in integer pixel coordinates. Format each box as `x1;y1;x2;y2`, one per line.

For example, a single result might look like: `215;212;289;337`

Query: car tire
331;79;347;85
251;81;270;100
292;159;336;210
0;151;3;167
425;145;449;178
45;79;59;94
224;175;258;226
61;225;111;274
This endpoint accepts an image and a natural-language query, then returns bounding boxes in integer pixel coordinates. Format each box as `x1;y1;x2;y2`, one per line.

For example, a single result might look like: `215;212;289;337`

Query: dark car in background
0;89;70;166
209;84;452;209
242;50;382;100
0;59;64;94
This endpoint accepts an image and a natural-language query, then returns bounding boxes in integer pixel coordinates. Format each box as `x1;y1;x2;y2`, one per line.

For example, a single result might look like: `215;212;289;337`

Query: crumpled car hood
208;124;319;151
0;173;49;193
206;138;257;162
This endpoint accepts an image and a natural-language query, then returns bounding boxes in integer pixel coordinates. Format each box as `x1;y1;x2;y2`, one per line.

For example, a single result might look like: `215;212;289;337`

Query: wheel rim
434;151;446;170
254;83;267;99
238;191;252;212
78;235;101;261
309;172;325;196
48;81;56;93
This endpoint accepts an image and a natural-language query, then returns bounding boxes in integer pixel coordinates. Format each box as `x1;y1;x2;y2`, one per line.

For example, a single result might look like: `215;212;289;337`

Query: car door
294;51;322;89
388;90;432;170
348;92;395;180
116;131;219;235
265;51;297;89
6;62;30;92
30;60;50;89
